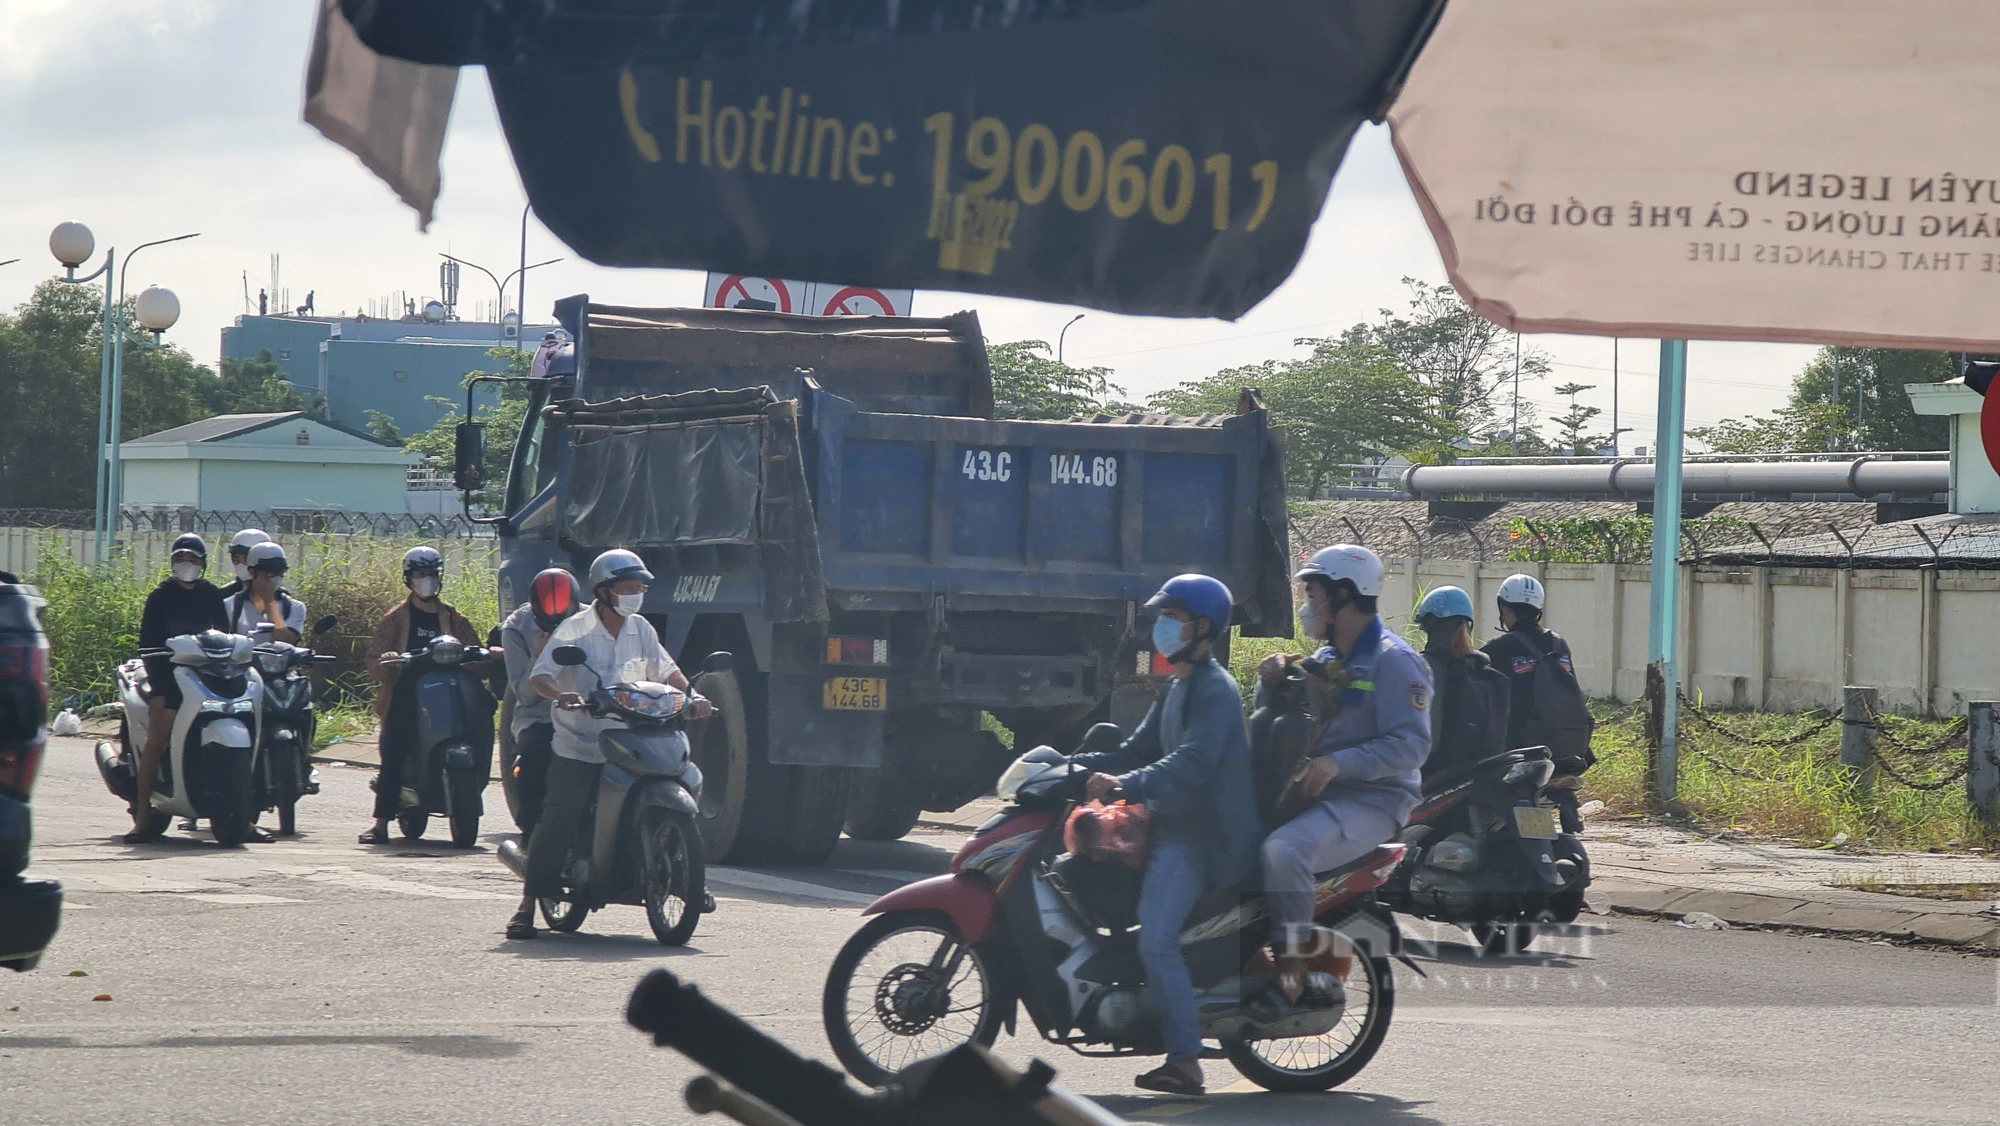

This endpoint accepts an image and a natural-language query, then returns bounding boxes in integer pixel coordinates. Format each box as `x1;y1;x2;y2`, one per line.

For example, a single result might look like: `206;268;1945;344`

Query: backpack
1527;632;1595;768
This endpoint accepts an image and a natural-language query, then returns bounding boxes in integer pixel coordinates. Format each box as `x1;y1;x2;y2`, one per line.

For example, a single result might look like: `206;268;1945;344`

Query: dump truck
458;299;1291;865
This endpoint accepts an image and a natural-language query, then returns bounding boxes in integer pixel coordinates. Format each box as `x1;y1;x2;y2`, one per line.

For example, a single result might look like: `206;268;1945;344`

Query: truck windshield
505;384;560;515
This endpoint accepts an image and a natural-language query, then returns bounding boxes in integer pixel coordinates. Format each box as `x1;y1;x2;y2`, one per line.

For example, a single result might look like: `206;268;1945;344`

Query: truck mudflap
766;672;884;767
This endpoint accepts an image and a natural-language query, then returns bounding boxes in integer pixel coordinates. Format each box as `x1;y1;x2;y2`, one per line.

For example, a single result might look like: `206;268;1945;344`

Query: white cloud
0;0;1813;447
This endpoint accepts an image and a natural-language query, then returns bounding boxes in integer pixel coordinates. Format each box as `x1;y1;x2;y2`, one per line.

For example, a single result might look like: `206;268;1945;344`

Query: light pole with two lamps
49;222;197;562
439;252;562;348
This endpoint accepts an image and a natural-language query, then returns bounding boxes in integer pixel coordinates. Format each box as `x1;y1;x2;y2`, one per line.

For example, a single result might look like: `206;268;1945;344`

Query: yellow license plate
1513;805;1561;840
823;676;887;711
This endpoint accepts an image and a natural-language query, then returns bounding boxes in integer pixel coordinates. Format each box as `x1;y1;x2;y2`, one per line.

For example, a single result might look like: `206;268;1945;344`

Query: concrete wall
120;461;200;508
1377;558;2000;717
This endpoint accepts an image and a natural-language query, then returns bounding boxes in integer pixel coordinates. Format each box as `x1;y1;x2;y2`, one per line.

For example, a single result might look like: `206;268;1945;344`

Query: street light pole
1058;313;1085;365
440;252;563;347
49;223;195;562
518;203;531;348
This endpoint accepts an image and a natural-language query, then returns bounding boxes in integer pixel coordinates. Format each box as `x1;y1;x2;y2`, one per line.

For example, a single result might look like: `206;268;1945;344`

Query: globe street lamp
49;223;198;561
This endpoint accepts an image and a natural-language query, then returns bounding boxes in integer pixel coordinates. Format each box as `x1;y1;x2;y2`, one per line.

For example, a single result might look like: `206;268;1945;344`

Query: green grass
1585;701;1996;852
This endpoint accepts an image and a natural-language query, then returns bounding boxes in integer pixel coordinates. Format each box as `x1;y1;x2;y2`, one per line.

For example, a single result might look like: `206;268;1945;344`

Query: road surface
3;739;1993;1124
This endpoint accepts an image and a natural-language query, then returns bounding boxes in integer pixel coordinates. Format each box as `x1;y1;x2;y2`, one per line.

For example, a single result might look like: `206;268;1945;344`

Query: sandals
122;825;165;845
244;826;277;844
358;826;391;845
505;910;539;940
1134;1063;1205;1096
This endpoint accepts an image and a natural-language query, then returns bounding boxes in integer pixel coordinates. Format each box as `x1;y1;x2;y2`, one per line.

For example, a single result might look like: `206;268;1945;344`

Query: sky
0;0;1820;449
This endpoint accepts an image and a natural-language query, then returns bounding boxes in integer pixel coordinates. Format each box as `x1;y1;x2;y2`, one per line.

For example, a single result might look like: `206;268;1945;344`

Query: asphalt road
4;738;1995;1125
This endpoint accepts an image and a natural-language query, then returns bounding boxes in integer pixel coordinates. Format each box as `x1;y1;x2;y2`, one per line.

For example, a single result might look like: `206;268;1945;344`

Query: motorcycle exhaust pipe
496;838;528;879
94;740;135;802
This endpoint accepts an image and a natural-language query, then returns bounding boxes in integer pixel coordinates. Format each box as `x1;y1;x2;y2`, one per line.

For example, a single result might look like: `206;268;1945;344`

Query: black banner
356;1;1443;319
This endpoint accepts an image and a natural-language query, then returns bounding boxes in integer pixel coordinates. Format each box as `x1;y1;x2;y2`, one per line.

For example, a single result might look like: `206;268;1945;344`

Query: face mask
1297;604;1322;641
615;593;645;618
172;562;203;584
411;576;442;599
233;562;252;582
1152;616;1188;660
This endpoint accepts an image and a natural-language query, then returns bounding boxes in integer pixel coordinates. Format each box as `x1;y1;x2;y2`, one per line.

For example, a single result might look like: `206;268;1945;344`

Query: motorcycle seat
1422;744;1550;790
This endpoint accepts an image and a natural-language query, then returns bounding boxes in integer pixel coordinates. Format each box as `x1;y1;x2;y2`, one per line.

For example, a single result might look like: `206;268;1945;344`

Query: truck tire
773;767;848;864
843;770;922;842
689;668;791;863
498;697;522;828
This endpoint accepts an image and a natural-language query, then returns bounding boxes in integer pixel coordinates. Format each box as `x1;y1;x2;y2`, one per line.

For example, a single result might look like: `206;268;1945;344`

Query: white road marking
178;893;304;905
707;868;876;906
264;864;513;901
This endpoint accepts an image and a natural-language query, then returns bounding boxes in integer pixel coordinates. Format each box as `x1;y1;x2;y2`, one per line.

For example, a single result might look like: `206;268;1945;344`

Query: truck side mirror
700;651;736;674
552;645;588;667
454;421;486;491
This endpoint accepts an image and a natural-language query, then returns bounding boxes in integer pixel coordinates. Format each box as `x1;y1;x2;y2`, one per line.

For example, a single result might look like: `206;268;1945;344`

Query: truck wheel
844;771;922;842
689;668;782;862
498;697;523;828
773;768;848;864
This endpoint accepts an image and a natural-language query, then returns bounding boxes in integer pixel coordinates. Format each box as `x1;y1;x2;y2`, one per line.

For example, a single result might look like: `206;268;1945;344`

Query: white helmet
246;541;289;575
1497;573;1546;611
1295;544;1383;597
230;528;270;556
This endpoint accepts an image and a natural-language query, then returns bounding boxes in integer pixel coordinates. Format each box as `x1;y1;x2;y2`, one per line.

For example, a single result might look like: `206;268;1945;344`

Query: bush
32;545;151;706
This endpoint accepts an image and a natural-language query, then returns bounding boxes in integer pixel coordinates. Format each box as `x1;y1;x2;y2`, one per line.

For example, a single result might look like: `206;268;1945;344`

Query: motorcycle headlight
199;699;227;713
255;652;288;677
430;637;465;665
612;686;680;718
231;699;256;714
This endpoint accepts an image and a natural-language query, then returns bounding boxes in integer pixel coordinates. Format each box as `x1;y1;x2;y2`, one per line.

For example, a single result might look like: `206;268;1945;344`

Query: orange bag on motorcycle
1063;800;1151;869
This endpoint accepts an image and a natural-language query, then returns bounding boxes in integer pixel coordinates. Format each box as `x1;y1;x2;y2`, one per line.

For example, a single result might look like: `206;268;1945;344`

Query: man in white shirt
224;542;306;643
505;549;710;940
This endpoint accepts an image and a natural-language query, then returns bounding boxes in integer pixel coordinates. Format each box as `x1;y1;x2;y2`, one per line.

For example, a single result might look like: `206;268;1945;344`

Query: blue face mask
1153;616;1189;660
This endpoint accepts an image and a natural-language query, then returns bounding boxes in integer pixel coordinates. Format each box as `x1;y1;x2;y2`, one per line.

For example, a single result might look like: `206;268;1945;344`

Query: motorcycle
377;634;497;847
821;746;1410;1093
247;615;339;837
95;630;264;845
496;647;717;946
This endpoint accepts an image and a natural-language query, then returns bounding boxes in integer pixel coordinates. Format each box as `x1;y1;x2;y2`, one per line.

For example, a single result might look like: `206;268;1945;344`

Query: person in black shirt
1414;586;1511;778
130;534;229;842
1482;573;1583;755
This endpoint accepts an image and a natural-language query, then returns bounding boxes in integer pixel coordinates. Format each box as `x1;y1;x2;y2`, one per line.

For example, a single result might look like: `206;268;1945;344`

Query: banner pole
1647;339;1689;804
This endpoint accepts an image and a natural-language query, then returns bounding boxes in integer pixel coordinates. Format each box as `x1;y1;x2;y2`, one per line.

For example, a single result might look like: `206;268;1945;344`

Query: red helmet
530;568;581;631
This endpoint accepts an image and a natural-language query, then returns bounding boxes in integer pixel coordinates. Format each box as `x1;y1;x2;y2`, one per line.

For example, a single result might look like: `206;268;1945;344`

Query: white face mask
614;593;645;618
233;562;253;582
172;562;203;584
411;575;442;599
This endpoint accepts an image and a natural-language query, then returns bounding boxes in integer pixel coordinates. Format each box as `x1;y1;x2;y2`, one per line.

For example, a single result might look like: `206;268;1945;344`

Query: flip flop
505;911;539;940
244;826;277;844
358;826;390;845
122;826;165;845
1134;1064;1205;1096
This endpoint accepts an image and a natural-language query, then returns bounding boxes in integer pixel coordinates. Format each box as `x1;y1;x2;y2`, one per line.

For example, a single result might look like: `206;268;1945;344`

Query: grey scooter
497;648;718;946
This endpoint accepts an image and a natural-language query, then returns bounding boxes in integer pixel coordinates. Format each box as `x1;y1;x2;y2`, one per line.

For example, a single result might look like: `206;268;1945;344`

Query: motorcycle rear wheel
1224;944;1395;1093
398;808;428;841
822;911;1005;1088
538;895;590;932
1470;919;1542;956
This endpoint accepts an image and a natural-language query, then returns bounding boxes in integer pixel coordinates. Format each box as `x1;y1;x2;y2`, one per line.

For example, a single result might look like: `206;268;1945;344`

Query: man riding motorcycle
128;534;230;843
224;542;305;644
1070;574;1260;1097
500;568;581;842
1414;586;1510;777
360;546;485;845
1482;573;1596;825
505;549;712;940
1256;545;1431;1015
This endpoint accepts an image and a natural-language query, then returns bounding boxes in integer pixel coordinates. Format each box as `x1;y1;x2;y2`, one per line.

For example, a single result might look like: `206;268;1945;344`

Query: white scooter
95;630;265;845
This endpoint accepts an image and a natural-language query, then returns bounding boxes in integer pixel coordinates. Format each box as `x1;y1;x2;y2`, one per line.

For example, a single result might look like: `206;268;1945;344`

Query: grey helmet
588;548;653;593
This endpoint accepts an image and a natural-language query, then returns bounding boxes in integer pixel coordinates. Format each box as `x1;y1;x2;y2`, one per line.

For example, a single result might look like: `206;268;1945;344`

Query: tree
1551;381;1607;455
404;348;534;510
1689;402;1852;454
1792;347;1951;451
1342;278;1551;445
364;410;402;444
205;349;321;417
986;340;1129;420
1149;338;1448;498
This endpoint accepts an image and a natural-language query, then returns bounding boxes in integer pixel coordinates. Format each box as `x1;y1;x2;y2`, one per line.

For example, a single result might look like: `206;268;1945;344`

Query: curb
1594;876;2000;950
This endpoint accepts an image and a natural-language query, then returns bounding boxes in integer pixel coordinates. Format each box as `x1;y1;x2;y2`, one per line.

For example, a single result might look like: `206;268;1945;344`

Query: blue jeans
1138;839;1209;1064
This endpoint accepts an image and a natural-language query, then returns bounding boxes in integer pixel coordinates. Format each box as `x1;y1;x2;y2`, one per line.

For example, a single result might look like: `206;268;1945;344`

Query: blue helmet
1146;574;1233;634
1416;585;1476;624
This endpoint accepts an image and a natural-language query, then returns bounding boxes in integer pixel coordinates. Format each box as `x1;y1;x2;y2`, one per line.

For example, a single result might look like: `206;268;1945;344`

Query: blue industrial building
219;313;562;438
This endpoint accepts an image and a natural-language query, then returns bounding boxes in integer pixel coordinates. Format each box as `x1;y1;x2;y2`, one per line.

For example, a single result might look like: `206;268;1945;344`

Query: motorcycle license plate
1513;805;1561;840
823;676;886;711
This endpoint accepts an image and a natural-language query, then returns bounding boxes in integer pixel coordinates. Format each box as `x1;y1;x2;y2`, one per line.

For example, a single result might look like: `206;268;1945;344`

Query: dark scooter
497;647;718;946
249;615;338;836
376;634;497;847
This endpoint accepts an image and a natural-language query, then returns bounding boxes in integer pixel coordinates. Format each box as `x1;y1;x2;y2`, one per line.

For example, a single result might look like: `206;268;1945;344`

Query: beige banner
302;0;458;230
1389;0;2000;350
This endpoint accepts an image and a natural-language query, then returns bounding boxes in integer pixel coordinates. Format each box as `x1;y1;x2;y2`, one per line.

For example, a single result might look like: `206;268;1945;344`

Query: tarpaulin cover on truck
550;388;829;622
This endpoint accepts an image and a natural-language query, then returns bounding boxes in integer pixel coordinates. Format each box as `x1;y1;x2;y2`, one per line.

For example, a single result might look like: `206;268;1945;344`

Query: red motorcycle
821;748;1410;1093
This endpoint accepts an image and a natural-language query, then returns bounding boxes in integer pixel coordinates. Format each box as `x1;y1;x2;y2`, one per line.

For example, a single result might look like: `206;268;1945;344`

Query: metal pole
1511;333;1522;453
1648;339;1689;804
1611;337;1620;458
517;203;530;348
1058;313;1085;365
106;303;127;563
93;254;116;562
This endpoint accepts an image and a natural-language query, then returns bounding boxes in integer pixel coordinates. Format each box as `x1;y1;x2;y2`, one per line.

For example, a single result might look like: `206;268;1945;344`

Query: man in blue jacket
1257;545;1432;1011
1074;574;1261;1097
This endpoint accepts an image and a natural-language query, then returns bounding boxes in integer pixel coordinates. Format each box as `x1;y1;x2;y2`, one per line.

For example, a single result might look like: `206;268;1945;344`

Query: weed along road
5;739;1993;1126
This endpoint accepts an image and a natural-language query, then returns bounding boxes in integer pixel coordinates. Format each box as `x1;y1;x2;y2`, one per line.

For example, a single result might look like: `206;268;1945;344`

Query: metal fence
0;508;493;540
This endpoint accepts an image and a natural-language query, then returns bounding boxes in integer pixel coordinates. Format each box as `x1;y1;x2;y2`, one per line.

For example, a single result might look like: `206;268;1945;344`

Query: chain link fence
1648;689;1975;792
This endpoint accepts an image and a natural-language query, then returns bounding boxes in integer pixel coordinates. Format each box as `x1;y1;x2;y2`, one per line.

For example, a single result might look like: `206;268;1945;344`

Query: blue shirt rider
1072;574;1261;1098
1255;545;1431;1013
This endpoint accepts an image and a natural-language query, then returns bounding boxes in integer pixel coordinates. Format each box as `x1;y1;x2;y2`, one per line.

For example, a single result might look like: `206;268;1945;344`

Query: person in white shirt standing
505;549;711;940
224;542;306;643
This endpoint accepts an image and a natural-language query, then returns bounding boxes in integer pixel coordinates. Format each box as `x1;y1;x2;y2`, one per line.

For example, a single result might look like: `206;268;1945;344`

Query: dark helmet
530;568;582;631
170;533;208;561
1145;573;1233;635
402;545;444;580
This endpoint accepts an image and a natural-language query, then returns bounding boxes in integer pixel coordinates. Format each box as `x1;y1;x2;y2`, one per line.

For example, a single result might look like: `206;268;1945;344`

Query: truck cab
466;299;1291;864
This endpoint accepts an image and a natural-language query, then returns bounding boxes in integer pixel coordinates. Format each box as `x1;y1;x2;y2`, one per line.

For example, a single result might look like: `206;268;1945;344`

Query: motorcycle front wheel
641;808;704;946
207;746;257;847
822;911;1005;1088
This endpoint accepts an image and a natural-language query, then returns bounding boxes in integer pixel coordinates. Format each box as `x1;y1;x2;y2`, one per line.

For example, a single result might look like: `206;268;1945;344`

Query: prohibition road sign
818;286;901;316
709;274;794;313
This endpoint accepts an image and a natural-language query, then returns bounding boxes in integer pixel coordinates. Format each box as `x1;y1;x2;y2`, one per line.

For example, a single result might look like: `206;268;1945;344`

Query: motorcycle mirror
552;645;589;667
699;651;735;674
311;615;337;638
